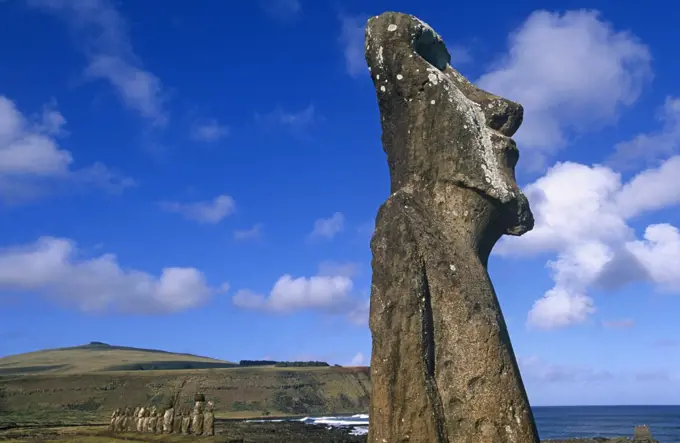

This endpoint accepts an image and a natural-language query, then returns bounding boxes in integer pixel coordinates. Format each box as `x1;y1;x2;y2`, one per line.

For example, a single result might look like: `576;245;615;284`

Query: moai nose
482;98;524;137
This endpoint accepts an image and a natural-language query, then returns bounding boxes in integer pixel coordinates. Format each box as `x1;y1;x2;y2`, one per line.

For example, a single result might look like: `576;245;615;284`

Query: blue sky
0;0;679;406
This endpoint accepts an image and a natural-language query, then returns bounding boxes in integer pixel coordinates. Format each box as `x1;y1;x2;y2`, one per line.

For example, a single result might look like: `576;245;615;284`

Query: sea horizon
252;405;680;442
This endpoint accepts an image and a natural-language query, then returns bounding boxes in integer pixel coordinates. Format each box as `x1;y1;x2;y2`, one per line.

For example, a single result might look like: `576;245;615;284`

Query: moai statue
154;408;165;433
147;406;158;433
191;400;205;435
203;401;215;436
364;12;539;443
121;406;131;432
181;407;192;435
163;406;175;434
172;406;183;434
114;409;126;432
141;407;151;433
136;406;146;432
109;408;120;431
131;407;140;431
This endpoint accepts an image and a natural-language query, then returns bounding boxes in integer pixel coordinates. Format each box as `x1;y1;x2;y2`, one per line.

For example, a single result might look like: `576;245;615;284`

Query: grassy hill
0;342;238;375
0;343;371;427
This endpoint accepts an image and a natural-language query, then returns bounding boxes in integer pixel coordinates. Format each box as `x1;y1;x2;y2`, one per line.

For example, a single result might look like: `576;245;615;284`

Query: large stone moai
364;12;539;443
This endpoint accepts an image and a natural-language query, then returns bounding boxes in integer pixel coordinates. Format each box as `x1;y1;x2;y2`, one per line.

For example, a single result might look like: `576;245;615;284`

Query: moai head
193;401;204;413
364;12;534;237
137;406;145;418
205;401;214;413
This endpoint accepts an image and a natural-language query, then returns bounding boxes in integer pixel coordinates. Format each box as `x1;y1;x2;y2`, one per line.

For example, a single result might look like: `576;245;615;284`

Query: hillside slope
0;342;237;375
0;344;371;426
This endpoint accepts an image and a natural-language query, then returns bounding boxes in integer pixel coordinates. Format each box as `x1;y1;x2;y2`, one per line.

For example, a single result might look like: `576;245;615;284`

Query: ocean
250;406;680;442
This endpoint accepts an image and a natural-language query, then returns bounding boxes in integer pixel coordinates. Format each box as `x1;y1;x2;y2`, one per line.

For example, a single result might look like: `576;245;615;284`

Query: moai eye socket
413;27;450;71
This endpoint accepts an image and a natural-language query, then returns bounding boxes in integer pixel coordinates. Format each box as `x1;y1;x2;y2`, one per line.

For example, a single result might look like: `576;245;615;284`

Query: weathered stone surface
163;407;175;433
135;406;146;432
181;407;191;435
203;401;215;436
109;408;119;431
192;401;205;435
173;407;184;434
365;11;538;443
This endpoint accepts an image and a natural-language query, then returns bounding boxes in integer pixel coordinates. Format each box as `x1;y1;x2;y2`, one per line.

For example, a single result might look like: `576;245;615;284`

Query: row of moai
109;393;214;436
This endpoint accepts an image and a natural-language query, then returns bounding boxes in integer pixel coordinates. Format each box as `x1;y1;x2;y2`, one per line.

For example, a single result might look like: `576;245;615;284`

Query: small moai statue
154;408;165;433
203;400;215;436
114;409;126;432
172;406;183;434
136;406;146;432
180;407;192;435
121;406;131;432
131;407;140;431
141;407;151;433
163;406;175;434
109;408;120;431
191;398;205;435
147;406;158;433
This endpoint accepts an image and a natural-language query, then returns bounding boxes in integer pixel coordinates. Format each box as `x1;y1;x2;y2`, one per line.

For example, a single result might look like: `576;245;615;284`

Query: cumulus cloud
189;119;229;142
233;263;368;324
309;212;345;240
27;0;167;125
477;10;651;168
0;95;134;203
609;97;680;169
160;194;235;224
496;154;680;329
0;237;223;313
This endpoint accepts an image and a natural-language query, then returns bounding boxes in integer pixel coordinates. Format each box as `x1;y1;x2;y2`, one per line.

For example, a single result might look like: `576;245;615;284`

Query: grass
0;343;371;430
0;342;236;375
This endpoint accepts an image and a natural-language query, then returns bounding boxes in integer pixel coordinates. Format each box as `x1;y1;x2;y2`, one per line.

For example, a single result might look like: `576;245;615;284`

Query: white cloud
477;10;651;168
0;237;222;313
338;14;368;77
27;0;167;125
190;119;229;142
234;274;353;313
350;352;365;366
625;224;680;292
258;0;301;22
496;154;680;329
309;212;344;240
160;194;235;224
0;95;134;203
233;223;263;241
609;97;680;169
233;265;367;324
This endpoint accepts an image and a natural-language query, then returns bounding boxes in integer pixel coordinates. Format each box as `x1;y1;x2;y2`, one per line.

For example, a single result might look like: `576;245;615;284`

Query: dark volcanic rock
365;11;538;443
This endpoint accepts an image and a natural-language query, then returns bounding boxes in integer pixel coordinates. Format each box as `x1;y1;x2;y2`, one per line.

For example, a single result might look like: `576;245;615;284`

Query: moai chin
365;12;539;443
